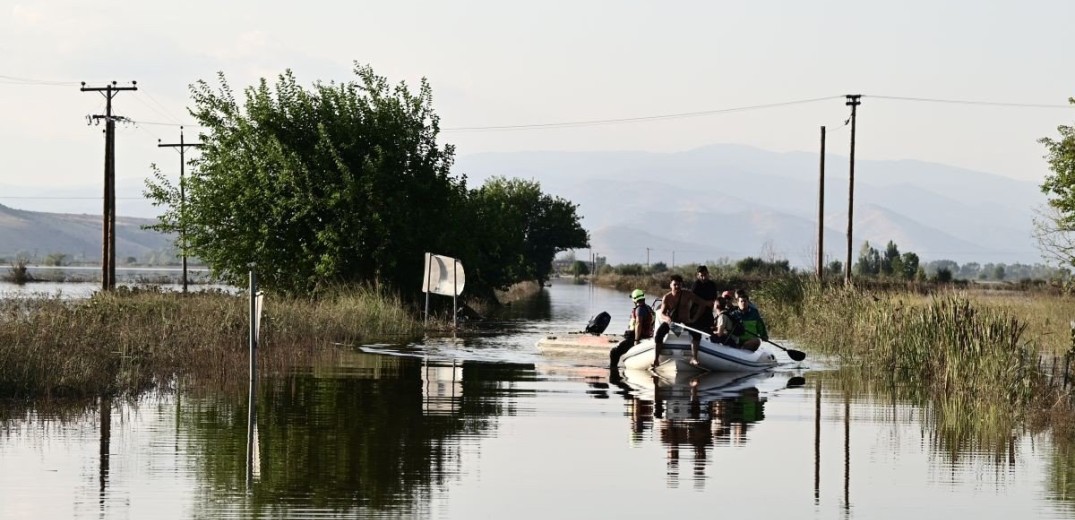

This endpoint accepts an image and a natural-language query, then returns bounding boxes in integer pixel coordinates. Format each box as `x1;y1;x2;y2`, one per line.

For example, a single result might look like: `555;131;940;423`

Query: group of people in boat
608;265;770;369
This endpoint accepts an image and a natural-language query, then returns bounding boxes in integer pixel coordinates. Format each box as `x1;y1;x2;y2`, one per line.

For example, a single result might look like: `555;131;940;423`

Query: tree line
145;64;588;299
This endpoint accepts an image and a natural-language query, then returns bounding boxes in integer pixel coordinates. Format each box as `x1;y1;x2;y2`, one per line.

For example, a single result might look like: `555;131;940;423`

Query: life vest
629;304;655;338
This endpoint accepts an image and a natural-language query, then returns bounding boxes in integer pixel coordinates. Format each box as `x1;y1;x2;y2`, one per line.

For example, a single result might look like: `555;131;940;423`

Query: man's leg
610;332;632;368
653;322;670;368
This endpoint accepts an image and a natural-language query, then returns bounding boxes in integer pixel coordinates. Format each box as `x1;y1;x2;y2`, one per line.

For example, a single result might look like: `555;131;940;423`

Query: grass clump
0;286;424;399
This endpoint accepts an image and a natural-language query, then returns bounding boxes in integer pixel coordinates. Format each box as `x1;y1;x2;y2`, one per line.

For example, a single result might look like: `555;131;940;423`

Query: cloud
11;4;45;25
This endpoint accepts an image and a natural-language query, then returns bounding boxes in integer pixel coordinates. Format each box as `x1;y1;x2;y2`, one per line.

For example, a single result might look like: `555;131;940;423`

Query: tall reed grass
0;286;423;398
754;277;1075;452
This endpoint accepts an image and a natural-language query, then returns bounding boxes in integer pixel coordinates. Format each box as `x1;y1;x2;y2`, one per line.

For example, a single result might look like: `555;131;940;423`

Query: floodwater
1;281;1074;519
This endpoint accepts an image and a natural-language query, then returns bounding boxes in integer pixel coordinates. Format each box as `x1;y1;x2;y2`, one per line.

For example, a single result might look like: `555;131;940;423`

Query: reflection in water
613;369;804;490
185;351;535;517
99;397;111;514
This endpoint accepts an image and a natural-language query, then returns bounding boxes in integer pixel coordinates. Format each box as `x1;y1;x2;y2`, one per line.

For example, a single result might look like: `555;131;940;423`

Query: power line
865;94;1075;109
442;96;844;132
0;196;146;200
0;73;79;87
130;119;203;128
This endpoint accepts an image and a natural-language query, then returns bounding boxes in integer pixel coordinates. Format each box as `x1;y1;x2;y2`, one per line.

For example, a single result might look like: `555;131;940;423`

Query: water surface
1;281;1072;519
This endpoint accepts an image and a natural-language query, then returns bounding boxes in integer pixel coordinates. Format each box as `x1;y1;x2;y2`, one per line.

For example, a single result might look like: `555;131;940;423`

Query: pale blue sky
2;0;1074;203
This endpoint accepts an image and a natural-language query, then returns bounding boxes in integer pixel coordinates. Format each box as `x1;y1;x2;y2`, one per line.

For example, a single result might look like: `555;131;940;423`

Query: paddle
741;330;807;362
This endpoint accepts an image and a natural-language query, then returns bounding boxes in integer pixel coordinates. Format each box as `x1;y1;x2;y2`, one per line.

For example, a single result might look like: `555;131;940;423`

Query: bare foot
689;358;700;367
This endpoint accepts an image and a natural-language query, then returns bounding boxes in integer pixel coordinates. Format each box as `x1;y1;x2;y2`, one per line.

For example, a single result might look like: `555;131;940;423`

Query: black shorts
686;315;714;340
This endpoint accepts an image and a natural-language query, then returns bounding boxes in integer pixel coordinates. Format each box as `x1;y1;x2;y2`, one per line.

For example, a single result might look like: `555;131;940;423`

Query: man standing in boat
609;289;655;368
692;265;718;305
654;274;712;368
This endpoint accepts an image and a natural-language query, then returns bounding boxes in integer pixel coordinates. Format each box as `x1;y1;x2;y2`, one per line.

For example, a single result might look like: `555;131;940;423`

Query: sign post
421;253;466;326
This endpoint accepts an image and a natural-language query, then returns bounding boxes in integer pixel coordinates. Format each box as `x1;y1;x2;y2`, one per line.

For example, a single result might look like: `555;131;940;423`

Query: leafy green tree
1037;97;1075;267
571;260;590;278
464;177;589;292
736;257;790;276
880;241;900;276
958;262;981;280
900;252;920;280
146;65;466;295
825;260;843;278
650;261;668;273
855;242;881;276
926;259;959;277
994;264;1006;281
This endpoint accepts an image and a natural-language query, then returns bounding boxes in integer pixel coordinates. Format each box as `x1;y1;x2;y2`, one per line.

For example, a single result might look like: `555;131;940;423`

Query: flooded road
0;281;1072;519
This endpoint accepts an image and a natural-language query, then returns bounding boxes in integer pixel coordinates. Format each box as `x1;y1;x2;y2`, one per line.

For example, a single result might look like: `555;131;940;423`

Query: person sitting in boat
609;289;655;368
711;297;760;351
654;274;712;368
734;289;769;343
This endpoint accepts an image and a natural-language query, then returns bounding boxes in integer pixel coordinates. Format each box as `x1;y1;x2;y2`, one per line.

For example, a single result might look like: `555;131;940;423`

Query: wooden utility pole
82;81;137;291
817;125;826;281
844;94;861;286
159;126;204;293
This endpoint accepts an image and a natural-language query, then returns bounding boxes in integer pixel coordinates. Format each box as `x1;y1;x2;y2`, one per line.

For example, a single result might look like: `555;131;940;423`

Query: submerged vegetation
0;288;423;399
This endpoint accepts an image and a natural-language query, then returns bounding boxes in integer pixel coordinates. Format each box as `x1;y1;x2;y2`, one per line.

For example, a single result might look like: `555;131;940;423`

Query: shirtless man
653;274;712;368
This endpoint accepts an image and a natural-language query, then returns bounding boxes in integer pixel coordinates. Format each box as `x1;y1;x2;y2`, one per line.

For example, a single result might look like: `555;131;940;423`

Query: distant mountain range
0;204;173;262
0;143;1046;268
454;144;1046;267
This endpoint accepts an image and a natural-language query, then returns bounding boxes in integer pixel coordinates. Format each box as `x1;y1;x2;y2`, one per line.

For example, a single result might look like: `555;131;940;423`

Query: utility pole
82;81;137;291
817;125;826;281
844;94;861;286
159;126;204;293
645;247;651;270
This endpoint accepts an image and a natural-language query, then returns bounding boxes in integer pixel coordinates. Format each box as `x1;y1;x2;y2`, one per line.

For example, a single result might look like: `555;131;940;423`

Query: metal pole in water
452;258;458;328
246;267;257;490
424;253;432;325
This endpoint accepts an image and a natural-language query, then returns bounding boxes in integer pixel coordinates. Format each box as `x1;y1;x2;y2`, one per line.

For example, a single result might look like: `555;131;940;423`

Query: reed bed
0;286;424;399
755;277;1075;454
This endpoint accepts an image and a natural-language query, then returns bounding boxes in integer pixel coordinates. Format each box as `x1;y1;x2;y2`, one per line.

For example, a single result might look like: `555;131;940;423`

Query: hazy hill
455;144;1044;267
0;143;1045;269
0;204;174;262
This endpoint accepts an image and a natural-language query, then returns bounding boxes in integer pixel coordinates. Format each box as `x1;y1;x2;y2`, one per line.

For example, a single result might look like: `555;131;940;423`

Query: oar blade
787;349;807;362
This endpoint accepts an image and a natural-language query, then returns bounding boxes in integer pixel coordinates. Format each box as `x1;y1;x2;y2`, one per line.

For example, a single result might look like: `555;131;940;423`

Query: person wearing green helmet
609;288;654;368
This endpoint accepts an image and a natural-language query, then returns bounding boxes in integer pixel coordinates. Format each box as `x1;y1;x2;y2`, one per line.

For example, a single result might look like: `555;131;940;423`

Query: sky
2;0;1074;217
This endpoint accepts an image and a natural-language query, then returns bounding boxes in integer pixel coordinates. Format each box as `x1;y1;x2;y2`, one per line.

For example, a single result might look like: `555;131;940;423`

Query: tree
1037;97;1075;267
571;260;590;278
146;64;467;295
855;242;881;276
465;177;589;292
900;252;919;280
994;264;1006;281
43;253;68;266
933;267;953;283
880;241;900;276
825;260;843;278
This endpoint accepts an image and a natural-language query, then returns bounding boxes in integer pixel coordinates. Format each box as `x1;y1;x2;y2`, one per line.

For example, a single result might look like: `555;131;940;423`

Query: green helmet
631;289;645;301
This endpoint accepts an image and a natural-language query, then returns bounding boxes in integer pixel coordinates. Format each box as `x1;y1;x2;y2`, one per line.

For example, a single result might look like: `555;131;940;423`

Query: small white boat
619;330;779;374
535;331;621;352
